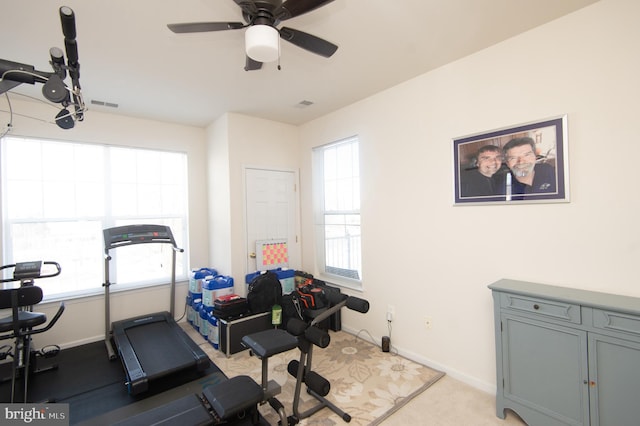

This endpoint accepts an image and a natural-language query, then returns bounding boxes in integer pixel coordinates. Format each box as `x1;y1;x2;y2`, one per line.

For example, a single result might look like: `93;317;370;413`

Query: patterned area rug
184;325;445;425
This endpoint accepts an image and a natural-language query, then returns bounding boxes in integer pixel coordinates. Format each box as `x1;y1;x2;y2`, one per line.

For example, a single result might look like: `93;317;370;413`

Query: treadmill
103;224;210;395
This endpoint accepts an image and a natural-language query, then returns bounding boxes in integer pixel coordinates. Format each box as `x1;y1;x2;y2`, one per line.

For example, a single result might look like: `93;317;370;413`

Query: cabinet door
588;333;640;426
502;314;589;426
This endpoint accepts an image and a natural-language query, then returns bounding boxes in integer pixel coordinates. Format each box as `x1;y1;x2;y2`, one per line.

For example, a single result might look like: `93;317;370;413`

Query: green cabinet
489;279;640;426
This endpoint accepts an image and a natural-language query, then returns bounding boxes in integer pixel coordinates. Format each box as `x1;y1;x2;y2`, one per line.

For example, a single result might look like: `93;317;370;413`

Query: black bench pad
202;375;263;419
241;329;298;358
113;394;213;426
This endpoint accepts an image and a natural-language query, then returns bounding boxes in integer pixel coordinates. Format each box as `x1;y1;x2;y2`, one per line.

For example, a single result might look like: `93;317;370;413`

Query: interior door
245;167;299;276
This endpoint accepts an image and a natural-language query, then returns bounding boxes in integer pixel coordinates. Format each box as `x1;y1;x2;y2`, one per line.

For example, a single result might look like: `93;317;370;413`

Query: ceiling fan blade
275;0;335;21
280;26;337;58
167;22;245;33
244;56;263;71
233;0;259;16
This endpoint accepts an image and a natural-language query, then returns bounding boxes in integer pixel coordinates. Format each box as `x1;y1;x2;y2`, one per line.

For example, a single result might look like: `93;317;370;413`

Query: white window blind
1;136;188;300
313;136;362;288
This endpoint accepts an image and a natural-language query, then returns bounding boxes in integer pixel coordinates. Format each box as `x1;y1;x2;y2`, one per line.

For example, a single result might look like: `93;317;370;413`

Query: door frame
242;165;301;280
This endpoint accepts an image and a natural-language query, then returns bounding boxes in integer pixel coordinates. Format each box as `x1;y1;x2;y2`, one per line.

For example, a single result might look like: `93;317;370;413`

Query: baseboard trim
57;335;106;350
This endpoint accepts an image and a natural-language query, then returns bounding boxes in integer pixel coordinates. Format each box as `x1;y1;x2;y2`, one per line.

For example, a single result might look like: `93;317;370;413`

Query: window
1;136;188;300
313;136;361;289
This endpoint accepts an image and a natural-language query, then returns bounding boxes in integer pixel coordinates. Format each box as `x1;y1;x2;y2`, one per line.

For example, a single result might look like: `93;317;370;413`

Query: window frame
312;135;362;291
0;135;190;301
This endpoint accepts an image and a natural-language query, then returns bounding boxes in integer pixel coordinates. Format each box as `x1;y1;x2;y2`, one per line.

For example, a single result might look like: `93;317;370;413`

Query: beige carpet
184;324;445;425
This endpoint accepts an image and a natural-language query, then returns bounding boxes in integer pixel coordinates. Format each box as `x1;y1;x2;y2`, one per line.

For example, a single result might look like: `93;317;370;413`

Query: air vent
295;100;314;108
91;99;119;108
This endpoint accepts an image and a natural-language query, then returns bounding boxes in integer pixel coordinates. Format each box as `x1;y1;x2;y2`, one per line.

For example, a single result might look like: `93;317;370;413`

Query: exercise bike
0;261;65;402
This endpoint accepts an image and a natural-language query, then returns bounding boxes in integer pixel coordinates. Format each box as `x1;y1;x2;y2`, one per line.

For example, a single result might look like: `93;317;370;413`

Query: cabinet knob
533;304;540;310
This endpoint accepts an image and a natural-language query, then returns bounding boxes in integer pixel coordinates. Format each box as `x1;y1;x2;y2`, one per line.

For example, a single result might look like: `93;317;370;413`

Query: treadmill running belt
112;311;210;395
125;321;197;379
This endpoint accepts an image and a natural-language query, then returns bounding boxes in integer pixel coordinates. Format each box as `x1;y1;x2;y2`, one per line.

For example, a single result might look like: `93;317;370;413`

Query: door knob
249;252;256;258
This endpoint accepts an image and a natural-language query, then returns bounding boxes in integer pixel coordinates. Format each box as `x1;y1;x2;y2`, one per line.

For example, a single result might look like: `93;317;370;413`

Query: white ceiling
2;0;598;128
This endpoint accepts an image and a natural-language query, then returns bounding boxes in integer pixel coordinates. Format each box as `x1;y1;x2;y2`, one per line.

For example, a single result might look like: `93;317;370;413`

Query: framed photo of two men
453;115;569;205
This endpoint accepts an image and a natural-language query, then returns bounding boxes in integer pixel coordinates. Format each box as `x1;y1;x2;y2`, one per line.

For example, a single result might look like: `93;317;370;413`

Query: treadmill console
104;224;176;250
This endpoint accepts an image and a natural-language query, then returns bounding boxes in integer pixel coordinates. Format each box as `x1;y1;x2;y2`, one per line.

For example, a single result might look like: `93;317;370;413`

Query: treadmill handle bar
103;253;117;360
170;245;184;317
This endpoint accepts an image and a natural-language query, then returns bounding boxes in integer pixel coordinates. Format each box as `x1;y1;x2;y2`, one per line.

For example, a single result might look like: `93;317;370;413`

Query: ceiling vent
295;100;314;108
91;99;118;108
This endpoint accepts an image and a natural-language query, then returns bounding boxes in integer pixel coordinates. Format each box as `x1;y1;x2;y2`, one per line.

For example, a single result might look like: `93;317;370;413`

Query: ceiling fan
168;0;338;71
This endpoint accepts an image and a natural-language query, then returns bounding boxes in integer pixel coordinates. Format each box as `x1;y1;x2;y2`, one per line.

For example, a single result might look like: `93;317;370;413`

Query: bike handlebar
0;261;62;283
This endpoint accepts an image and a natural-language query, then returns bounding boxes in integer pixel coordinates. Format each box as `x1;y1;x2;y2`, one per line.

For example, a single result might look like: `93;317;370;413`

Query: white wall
298;0;640;392
1;99;209;348
211;113;300;290
206;114;233;277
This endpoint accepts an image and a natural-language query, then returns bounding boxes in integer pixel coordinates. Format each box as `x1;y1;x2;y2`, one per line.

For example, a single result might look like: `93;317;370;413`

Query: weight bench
115;328;298;426
286;294;370;424
240;328;298;425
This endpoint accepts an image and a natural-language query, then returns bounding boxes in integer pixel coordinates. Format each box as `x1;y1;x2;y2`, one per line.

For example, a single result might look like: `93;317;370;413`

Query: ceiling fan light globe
245;24;279;63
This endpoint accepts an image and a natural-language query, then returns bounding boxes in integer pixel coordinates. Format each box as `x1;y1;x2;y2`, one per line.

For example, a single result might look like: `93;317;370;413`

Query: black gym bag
246;271;282;314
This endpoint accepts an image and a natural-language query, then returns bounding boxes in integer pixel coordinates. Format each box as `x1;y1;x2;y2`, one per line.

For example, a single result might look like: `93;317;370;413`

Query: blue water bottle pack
190;268;218;293
202;275;234;307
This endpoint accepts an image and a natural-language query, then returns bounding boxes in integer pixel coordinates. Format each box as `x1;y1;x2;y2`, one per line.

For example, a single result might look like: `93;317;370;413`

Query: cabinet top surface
488;279;640;315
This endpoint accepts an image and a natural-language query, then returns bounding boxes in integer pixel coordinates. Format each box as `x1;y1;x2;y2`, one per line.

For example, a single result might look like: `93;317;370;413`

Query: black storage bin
217;312;272;357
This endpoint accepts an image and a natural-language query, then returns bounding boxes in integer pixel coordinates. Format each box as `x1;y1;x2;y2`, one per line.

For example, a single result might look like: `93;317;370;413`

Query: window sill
315;273;363;293
41;279;188;304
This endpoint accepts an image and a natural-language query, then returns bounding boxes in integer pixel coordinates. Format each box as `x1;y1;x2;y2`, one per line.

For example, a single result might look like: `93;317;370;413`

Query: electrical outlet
387;305;395;322
424;317;432;330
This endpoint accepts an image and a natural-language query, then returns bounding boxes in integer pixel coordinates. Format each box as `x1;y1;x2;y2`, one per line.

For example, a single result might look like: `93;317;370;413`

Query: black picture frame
453;115;569;205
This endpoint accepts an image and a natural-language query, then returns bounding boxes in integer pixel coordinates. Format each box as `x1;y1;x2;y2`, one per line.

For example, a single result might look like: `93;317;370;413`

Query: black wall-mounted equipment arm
0;6;85;129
